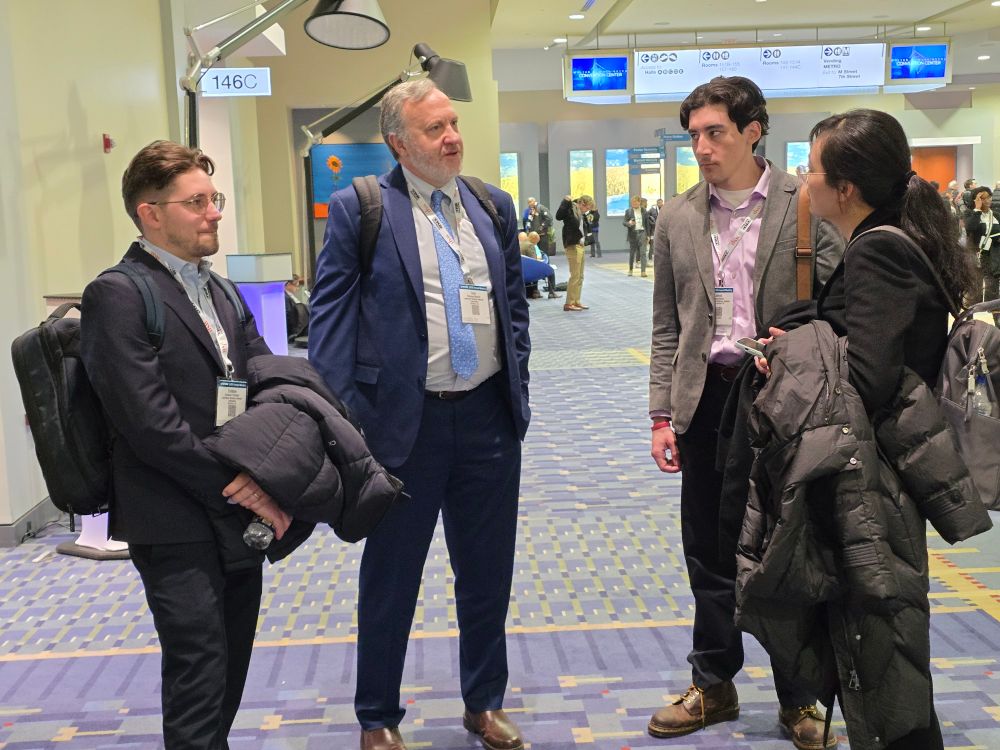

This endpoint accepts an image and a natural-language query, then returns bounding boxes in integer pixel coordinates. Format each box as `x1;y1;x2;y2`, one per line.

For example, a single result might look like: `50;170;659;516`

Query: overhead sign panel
570;55;629;92
634;44;885;96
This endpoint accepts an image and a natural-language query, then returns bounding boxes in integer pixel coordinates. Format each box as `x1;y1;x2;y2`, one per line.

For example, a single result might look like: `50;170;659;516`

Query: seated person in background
518;231;542;299
285;278;310;340
527;230;559;299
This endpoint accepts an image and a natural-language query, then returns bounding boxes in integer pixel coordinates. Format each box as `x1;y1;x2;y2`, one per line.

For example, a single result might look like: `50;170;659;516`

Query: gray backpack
861;226;1000;510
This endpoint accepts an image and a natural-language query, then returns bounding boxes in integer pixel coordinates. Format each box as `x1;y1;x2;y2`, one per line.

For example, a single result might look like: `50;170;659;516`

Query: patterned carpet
3;258;1000;749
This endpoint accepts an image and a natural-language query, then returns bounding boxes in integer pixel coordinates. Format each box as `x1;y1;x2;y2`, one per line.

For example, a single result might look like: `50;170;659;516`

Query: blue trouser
354;375;521;729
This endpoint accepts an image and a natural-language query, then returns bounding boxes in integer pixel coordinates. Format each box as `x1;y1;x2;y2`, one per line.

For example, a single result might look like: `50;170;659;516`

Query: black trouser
131;542;263;750
675;368;813;706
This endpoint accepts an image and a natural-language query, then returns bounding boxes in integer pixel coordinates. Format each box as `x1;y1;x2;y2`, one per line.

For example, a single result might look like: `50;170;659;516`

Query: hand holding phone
735;337;765;359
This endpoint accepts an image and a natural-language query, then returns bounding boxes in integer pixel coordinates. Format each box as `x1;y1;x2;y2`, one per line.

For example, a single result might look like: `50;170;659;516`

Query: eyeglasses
147;192;226;214
795;165;826;183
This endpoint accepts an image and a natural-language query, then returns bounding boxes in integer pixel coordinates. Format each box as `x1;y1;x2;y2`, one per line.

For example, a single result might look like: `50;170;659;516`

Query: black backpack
10;260;245;516
351;174;505;274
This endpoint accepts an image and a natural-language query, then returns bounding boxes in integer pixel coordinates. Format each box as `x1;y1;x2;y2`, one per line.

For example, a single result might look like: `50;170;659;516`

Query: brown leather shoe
647;682;739;738
462;709;524;750
778;705;838;749
575;303;590;310
359;726;407;750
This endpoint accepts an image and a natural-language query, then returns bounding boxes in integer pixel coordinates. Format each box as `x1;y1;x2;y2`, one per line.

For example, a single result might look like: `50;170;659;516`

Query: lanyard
709;200;764;285
139;239;234;376
409;186;475;284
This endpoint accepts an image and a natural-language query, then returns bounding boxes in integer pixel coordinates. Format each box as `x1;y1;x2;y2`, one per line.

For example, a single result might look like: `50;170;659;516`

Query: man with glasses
647;77;843;749
80;140;290;749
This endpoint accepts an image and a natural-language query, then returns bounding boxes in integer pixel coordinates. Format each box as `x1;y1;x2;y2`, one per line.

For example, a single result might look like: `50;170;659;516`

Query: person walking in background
309;79;531;750
647;76;843;749
624;195;648;277
645;197;662;261
557;194;591;311
966;186;1000;314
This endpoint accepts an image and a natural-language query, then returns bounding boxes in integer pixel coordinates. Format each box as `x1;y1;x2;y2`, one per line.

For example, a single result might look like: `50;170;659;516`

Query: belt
425;388;476;401
707;362;741;382
425;372;499;401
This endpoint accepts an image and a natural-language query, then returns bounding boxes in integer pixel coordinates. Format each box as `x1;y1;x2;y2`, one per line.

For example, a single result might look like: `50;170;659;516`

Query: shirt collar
708;155;770;210
138;237;212;284
401;165;458;206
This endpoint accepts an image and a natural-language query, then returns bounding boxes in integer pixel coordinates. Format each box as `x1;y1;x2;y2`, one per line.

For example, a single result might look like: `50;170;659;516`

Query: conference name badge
459;284;491;325
216;378;248;426
714;287;734;335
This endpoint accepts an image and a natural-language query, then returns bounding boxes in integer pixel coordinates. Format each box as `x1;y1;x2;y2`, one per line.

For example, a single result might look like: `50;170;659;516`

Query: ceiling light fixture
773;33;782;37
916;26;931;31
978;54;991;60
553;37;567;43
569;13;585;20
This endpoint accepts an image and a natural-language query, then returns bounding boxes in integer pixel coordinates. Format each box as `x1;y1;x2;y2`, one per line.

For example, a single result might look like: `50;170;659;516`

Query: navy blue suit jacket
309;165;531;468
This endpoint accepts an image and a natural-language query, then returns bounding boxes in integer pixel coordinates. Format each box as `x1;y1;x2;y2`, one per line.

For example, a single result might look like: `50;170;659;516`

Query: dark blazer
555;198;584;246
623;206;648;241
308;165;531;468
818;208;950;415
80;243;271;545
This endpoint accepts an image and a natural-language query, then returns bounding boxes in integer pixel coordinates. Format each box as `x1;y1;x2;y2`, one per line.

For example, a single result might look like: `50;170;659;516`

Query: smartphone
735;337;765;359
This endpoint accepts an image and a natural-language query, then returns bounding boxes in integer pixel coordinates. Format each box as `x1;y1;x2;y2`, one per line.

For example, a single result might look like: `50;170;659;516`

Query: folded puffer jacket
203;355;404;543
736;321;990;749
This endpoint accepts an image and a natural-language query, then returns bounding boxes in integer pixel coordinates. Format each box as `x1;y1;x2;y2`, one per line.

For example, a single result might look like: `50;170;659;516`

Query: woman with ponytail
798;109;978;750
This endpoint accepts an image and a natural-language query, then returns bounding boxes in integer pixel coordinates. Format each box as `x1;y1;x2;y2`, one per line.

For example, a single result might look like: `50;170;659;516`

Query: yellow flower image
326;155;343;174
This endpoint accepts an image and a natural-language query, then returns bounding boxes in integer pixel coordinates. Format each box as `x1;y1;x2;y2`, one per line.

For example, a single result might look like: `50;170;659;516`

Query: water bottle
972;375;995;418
243;516;274;550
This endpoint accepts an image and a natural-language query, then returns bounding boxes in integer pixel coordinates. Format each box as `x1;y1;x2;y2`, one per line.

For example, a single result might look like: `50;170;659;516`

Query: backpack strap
210;271;247;324
852;225;962;318
103;261;165;350
353;175;383;275
795;188;813;301
458;174;505;238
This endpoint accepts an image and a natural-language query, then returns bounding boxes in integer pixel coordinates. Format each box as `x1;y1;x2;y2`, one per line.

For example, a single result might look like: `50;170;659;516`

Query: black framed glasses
147;192;226;214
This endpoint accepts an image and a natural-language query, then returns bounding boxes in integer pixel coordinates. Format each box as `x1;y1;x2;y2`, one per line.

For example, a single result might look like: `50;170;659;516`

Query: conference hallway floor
3;257;1000;749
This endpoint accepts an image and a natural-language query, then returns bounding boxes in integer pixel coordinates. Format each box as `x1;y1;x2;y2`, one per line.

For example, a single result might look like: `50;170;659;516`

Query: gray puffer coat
735;321;991;749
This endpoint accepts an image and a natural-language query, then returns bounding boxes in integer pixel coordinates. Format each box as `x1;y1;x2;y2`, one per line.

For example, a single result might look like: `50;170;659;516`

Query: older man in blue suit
309;79;531;750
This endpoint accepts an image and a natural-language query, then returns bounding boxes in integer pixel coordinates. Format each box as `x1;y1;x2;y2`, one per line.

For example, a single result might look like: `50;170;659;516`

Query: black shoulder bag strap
353;175;383;275
853;225;962;318
209;272;248;324
103;261;165;350
458;174;504;238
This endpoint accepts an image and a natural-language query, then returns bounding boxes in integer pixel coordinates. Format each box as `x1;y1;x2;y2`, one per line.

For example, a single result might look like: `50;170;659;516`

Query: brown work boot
647;681;739;738
778;705;838;749
359;726;407;750
462;709;524;750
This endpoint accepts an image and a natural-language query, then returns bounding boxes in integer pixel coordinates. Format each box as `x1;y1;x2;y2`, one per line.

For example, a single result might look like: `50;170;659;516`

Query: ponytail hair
811;109;976;306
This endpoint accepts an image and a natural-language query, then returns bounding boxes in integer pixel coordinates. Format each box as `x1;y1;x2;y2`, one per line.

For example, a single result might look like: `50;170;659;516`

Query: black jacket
818;209;950;414
203;355;404;546
736;321;990;749
555;198;584;246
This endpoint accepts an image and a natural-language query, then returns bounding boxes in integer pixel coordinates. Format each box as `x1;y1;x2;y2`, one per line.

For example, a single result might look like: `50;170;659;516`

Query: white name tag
714;287;734;335
216;378;248;426
459;284;491;325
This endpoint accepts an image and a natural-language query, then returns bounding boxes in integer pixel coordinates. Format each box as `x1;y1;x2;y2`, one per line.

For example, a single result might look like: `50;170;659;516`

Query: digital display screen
571;56;629;92
889;44;948;80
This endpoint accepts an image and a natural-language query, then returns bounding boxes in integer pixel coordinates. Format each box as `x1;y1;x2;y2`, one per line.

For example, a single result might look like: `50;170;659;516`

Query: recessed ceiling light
569;13;585;20
773;33;782;37
756;0;767;3
543;45;550;50
993;1;1000;6
978;54;991;61
969;86;976;90
916;26;931;31
553;37;567;44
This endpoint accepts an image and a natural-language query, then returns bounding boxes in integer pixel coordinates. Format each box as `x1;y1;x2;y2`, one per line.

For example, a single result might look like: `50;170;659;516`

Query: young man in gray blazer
647;77;843;749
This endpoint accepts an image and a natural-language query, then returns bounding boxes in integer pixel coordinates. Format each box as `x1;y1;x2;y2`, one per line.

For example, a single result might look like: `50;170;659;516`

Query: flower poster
311;143;396;219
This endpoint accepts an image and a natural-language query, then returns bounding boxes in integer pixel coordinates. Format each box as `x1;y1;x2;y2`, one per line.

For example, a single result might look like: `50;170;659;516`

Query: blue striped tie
431;190;478;380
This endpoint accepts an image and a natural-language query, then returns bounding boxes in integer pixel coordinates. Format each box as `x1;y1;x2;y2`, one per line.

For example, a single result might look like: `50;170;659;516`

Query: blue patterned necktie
430;189;478;380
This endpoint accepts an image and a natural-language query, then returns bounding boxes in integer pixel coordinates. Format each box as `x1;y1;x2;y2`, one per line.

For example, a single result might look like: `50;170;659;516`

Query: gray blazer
648;163;844;434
